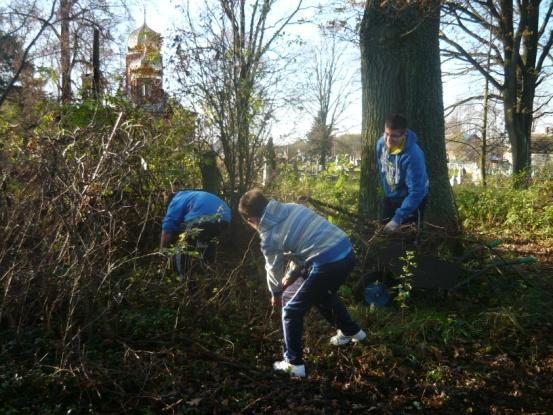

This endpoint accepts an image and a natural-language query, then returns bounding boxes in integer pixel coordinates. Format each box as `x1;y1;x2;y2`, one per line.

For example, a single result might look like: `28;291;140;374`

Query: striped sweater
258;200;352;297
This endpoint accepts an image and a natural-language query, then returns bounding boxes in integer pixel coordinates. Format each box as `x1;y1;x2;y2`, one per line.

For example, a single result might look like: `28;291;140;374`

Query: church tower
125;18;165;112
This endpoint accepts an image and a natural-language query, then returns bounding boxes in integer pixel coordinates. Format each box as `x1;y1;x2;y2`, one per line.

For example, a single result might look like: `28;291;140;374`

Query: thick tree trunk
199;150;221;195
359;0;457;228
499;0;539;187
504;108;531;186
359;2;402;220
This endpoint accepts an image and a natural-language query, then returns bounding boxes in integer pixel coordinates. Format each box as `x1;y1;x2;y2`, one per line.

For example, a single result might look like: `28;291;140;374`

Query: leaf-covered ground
1;230;552;415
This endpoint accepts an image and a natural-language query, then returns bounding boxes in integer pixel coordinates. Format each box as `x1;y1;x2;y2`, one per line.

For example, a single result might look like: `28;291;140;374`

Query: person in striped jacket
239;189;366;378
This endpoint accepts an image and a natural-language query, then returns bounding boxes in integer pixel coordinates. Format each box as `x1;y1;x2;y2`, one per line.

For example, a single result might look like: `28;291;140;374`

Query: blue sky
125;0;551;142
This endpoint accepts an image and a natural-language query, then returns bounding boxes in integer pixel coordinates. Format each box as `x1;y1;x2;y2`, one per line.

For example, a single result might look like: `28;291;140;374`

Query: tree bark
92;28;100;99
481;76;489;187
500;0;538;187
481;11;493;187
60;0;72;103
441;0;552;188
359;0;457;228
199;150;221;195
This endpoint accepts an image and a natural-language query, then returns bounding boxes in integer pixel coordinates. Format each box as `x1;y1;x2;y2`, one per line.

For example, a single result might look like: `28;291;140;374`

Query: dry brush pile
0;112;176;359
0;105;277;412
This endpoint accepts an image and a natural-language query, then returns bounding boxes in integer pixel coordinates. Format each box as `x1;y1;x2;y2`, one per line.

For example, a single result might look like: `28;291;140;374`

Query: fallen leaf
187;398;201;407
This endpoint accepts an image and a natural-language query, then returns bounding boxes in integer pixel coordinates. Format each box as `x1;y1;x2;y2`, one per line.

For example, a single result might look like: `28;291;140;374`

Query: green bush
0;98;200;335
454;180;553;239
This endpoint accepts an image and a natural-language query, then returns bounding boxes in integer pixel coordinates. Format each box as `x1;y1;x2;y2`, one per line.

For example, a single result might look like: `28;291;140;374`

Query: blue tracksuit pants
281;251;361;365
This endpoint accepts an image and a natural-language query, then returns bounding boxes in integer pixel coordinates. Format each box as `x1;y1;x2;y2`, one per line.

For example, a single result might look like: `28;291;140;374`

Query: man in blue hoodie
160;190;231;281
376;114;429;233
239;189;366;378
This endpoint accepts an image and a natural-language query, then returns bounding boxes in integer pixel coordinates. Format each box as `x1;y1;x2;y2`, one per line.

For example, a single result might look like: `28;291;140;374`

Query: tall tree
0;1;57;108
265;136;277;172
4;0;124;103
305;34;353;170
445;103;507;172
441;0;553;187
173;0;303;205
0;32;23;94
307;112;333;169
198;150;221;194
480;16;493;187
359;0;457;228
59;0;71;102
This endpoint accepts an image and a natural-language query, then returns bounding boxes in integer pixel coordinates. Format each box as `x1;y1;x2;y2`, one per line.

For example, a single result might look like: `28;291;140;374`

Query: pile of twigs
0;113;166;361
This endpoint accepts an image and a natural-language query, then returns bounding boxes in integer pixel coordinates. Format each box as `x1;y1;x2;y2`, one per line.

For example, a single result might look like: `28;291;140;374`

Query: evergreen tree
265;136;277;171
307;112;333;169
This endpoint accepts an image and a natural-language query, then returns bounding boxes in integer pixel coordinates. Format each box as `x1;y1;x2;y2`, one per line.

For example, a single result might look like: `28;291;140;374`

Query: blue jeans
281;251;361;365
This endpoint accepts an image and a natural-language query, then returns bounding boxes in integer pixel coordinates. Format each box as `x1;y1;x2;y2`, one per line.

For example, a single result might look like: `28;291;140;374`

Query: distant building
530;132;553;168
446;130;553;183
125;20;166;112
499;132;553;170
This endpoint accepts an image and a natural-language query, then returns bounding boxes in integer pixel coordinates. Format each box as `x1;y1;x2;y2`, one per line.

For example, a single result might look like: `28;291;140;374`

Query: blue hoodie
162;190;231;233
258;200;352;297
376;129;429;224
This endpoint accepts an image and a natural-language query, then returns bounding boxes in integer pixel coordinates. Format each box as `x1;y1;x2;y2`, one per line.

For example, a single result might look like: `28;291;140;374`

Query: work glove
382;219;400;234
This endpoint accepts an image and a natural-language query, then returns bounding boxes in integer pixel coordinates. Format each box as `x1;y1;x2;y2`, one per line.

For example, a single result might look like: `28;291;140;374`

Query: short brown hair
239;189;269;221
385;114;407;131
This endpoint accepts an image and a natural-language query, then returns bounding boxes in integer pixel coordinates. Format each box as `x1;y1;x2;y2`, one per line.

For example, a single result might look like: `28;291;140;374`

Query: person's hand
271;295;282;309
156;253;170;276
158;251;169;267
383;219;400;234
282;275;293;290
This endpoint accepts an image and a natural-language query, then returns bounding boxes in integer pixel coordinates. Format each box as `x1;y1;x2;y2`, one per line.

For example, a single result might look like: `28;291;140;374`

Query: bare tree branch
0;0;57;108
439;31;503;90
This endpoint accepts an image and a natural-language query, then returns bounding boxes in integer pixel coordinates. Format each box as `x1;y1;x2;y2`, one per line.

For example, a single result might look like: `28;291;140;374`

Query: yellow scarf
388;136;406;155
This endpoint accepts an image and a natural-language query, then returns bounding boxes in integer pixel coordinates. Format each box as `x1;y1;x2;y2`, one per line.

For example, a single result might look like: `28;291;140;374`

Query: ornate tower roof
127;22;161;50
125;18;165;112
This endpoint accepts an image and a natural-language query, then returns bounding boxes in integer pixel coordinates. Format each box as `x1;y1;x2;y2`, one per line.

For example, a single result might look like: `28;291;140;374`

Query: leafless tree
441;0;553;187
172;0;304;204
305;32;356;169
0;0;57;108
445;102;509;170
2;0;128;103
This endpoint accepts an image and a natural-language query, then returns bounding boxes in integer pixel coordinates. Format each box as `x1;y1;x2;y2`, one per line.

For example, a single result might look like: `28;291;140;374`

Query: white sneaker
272;360;306;378
330;329;367;346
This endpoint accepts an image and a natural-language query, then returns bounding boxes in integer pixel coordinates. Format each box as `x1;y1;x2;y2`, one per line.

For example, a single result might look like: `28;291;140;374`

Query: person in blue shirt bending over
160;190;231;282
239;189;366;378
376;114;429;233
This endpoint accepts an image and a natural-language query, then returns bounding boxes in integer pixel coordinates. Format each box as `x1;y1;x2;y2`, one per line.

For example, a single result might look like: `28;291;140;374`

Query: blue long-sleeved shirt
162;191;231;233
257;200;352;297
376;129;429;224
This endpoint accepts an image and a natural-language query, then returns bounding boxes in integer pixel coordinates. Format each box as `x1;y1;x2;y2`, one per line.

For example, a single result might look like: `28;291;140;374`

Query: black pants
281;251;361;365
171;221;228;281
382;197;427;229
